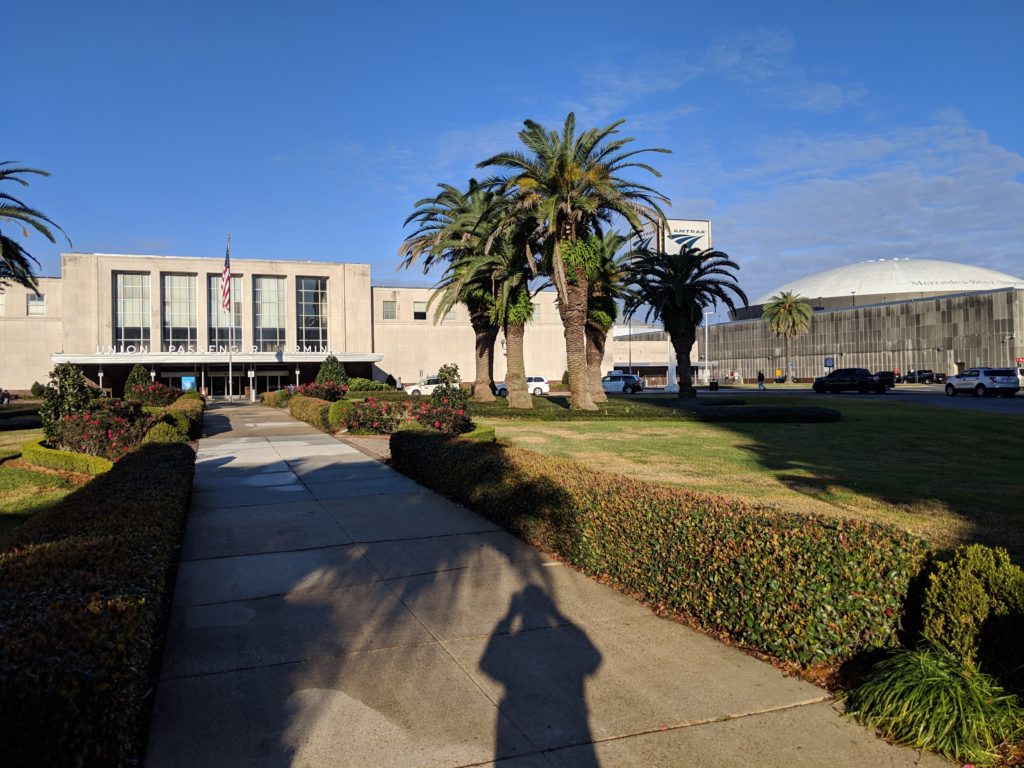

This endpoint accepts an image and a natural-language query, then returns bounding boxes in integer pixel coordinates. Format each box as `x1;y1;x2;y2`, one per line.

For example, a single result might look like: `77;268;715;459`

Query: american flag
221;237;232;312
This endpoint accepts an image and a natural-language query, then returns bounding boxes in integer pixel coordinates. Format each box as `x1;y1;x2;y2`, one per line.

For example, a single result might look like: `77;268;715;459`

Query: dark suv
812;368;886;394
874;371;897;389
903;369;935;384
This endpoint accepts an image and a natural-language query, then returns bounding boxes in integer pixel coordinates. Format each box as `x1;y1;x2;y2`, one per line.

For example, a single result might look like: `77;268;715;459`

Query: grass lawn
0;409;89;544
477;394;1024;561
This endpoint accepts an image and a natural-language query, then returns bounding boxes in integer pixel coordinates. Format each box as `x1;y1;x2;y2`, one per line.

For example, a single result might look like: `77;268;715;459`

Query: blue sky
7;1;1023;304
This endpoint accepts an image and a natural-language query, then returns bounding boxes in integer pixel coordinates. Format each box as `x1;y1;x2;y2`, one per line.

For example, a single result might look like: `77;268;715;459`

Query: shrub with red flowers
52;401;153;461
345;397;407;434
414;386;473;434
126;382;181;406
295;381;348;402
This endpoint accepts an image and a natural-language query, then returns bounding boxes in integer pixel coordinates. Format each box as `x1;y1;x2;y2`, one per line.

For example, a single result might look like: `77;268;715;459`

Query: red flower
434;421;440;428
457;409;464;416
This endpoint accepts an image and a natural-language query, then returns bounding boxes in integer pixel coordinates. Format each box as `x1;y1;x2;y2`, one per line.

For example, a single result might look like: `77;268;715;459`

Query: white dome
753;258;1024;305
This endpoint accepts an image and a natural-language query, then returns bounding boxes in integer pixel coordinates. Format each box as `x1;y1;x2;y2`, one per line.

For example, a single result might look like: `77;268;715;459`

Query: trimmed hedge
260;390;293;408
143;421;188;443
166;396;205;439
328;399;353;431
352;390;411;402
288;394;332;432
0;443;195;767
20;437;113;476
390;432;927;666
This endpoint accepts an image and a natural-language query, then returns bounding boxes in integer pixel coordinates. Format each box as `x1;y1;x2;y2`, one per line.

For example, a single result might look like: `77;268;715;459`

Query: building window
443;306;457;323
114;273;150;348
161;274;197;351
413;301;427;320
208;274;242;349
27;294;46;317
296;276;328;350
382;300;397;320
253;275;286;352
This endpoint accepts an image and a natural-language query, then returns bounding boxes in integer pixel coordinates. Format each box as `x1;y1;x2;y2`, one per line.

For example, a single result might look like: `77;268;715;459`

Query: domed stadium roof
753;258;1024;305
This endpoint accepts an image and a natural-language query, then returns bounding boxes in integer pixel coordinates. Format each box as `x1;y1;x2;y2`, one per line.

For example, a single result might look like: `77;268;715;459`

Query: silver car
944;368;1019;398
601;373;644;394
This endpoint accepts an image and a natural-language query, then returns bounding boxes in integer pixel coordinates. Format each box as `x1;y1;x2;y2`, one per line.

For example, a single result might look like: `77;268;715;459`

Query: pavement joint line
158;637;446;682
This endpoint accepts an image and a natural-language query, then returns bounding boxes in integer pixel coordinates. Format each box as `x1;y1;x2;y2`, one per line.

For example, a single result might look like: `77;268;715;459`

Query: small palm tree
761;291;813;381
585;231;629;403
625;247;748;397
0;162;70;291
479;113;670;411
400;180;503;401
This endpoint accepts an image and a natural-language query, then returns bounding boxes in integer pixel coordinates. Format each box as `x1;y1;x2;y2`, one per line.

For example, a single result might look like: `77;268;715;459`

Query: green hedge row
390;432;927;666
288;394;332;431
20;437;113;476
352;390;411;402
0;443;196;767
328;400;353;431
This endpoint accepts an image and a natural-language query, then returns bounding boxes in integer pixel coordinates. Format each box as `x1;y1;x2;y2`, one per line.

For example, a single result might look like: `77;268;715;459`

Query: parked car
944;368;1020;398
874;371;897;389
495;376;550;397
903;369;935;384
407;376;442;396
812;368;886;394
601;373;644;394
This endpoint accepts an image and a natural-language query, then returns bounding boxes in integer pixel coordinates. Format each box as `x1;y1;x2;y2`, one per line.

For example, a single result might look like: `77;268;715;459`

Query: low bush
166;396;205;439
920;545;1024;694
352;390;410;402
50;402;152;461
39;363;92;440
288;394;332;432
0;443;195;767
30;382;44;398
328;399;353;431
144;406;191;437
21;437;112;476
126;382;181;406
346;397;408;434
143;421;188;443
295;381;347;402
346;377;393;392
390;432;927;665
411;387;473;433
847;645;1023;766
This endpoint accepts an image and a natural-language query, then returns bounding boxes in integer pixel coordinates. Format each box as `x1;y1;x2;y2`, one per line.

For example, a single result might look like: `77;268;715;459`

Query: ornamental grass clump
846;644;1024;766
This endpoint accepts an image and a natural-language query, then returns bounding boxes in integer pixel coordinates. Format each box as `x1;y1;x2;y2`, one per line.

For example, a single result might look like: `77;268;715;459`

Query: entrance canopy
51;351;383;366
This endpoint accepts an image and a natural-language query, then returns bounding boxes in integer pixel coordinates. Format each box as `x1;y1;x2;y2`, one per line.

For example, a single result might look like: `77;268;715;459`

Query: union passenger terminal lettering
94;345;335;354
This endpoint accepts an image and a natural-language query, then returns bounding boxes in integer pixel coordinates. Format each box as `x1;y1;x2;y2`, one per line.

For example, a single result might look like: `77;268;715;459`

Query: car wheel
945;384;956;397
813;384;824;394
497;388;508;397
410;389;421;396
858;383;869;394
532;387;542;396
974;384;986;397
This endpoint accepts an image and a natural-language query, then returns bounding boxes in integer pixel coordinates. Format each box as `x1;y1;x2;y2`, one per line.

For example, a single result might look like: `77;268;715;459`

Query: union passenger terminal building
1;250;1022;396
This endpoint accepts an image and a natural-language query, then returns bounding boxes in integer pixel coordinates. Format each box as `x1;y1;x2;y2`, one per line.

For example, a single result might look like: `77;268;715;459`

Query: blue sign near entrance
181;376;197;391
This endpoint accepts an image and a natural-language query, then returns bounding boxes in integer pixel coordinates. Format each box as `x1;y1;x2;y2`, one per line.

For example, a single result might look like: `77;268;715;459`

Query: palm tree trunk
551;241;596;411
469;309;497;402
504;323;531;409
585;323;609;403
670;324;698;399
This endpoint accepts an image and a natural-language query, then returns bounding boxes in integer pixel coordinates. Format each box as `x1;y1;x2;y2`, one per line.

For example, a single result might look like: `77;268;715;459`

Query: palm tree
625;247;748;398
399;180;503;402
478;113;670;411
585;232;629;403
0;162;69;291
761;291;813;381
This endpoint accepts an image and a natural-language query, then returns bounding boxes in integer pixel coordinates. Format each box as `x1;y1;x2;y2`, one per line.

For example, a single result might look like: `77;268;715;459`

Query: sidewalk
146;402;949;767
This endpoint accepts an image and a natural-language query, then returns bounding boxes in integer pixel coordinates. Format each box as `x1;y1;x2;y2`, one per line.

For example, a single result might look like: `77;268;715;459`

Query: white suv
408;377;442;396
944;368;1020;398
496;376;550;397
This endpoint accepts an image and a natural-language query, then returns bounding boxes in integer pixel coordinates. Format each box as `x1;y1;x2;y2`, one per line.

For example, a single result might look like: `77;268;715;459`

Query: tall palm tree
625;247;748;398
761;291;813;381
478;113;670;411
399;180;503;402
585;231;629;403
0;162;70;291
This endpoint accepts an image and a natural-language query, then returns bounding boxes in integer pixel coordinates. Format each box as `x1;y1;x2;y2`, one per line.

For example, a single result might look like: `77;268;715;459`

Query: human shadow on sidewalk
480;585;603;766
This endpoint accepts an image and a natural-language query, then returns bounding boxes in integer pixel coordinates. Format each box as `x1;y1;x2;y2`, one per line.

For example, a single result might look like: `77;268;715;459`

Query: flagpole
227;234;233;403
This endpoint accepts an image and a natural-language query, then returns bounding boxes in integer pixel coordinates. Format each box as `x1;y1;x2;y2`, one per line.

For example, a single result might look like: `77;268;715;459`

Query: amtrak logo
668;232;705;250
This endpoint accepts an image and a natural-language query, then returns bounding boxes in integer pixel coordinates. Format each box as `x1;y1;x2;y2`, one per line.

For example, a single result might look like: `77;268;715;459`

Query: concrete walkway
147;402;949;767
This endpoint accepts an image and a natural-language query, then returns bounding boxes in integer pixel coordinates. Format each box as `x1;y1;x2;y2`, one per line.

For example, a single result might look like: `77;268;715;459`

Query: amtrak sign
664;219;712;253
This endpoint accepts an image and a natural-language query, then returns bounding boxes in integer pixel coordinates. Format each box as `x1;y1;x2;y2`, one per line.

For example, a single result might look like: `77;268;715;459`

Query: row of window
0;292;47;316
112;272;328;352
382;300;455;322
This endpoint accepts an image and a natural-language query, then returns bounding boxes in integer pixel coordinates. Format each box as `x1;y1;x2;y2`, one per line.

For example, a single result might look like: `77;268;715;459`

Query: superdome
752;258;1024;306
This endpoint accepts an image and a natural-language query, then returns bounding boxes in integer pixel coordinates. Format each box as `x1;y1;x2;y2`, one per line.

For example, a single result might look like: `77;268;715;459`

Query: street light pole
703;311;713;385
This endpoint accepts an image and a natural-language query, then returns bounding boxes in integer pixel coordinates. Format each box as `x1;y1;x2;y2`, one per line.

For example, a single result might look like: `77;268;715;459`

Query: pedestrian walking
757;371;766;391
